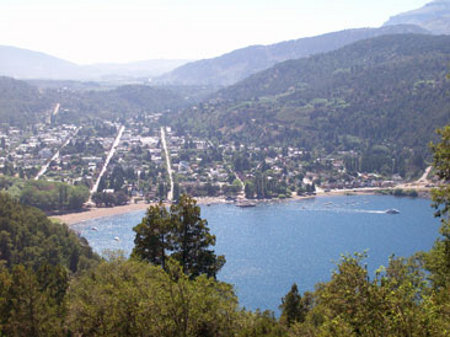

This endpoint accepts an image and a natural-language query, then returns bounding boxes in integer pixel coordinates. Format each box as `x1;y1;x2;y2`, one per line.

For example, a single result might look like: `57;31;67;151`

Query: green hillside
56;84;187;123
0;76;52;126
0;78;188;125
171;34;450;157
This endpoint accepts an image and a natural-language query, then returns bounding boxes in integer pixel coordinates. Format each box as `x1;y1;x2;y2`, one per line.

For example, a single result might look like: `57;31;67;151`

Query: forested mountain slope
158;25;428;86
0;77;188;125
171;34;450;155
56;84;187;123
0;76;52;126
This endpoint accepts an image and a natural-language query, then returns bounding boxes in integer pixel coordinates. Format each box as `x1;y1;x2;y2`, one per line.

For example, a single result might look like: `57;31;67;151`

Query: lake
72;195;439;313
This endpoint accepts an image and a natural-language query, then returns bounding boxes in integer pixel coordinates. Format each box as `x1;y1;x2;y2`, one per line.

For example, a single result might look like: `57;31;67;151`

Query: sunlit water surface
72;195;438;313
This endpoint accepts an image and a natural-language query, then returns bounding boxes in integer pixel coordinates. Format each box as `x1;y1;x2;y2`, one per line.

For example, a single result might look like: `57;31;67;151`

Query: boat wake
302;208;387;214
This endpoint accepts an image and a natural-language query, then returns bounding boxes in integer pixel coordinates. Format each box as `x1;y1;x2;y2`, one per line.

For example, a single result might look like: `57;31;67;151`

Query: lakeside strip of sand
51;186;431;226
51;196;229;226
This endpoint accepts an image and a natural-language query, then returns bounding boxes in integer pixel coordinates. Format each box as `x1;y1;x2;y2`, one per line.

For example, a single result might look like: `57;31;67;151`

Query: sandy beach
51;196;228;225
51;185;432;226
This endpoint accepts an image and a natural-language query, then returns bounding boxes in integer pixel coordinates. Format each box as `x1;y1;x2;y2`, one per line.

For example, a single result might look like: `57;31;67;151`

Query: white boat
114;236;120;241
236;201;256;208
385;208;400;214
91;226;98;231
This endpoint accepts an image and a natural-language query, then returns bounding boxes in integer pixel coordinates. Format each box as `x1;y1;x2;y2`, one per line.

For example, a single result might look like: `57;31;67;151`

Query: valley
0;1;449;336
1;33;449;212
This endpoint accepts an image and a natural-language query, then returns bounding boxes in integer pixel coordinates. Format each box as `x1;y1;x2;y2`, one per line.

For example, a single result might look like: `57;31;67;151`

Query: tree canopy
132;194;225;278
0;193;98;272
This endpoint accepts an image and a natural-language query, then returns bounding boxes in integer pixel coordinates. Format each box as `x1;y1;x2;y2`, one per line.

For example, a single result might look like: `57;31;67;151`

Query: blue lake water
72;195;439;313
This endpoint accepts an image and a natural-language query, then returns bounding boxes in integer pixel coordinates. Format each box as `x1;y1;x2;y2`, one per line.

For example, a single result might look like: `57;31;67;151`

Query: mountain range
2;1;449;85
384;0;450;34
0;46;189;81
157;25;429;86
156;0;450;86
171;34;450;157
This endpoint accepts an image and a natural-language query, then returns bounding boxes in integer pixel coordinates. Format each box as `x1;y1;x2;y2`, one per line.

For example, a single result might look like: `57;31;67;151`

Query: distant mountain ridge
384;0;450;34
0;45;190;80
172;34;450;156
0;46;80;80
157;24;429;86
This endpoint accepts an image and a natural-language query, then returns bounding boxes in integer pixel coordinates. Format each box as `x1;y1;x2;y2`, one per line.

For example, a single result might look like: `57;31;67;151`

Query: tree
0;265;64;336
170;195;225;278
67;257;238;337
279;283;308;327
173;182;180;201
132;195;225;278
0;193;99;273
425;125;450;291
132;202;172;270
111;165;125;191
430;125;450;220
287;253;439;337
158;181;167;200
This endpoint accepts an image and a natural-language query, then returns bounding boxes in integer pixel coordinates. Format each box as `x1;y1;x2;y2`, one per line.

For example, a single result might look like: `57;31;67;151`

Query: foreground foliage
0;193;99;336
68;257;238;337
285;254;447;337
0;193;97;272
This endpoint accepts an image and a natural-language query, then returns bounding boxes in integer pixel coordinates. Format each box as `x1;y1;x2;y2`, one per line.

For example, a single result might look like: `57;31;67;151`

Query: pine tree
279;283;307;327
132;195;225;278
132;202;171;270
170;195;225;278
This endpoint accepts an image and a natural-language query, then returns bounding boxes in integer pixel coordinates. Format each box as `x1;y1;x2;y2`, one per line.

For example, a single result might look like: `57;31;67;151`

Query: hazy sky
0;0;431;64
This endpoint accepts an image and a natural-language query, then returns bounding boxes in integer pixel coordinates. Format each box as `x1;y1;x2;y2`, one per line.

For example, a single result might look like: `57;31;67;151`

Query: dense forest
0;77;192;126
0;126;448;336
170;34;450;159
55;84;187;124
0;193;99;272
0;176;90;212
0;77;53;126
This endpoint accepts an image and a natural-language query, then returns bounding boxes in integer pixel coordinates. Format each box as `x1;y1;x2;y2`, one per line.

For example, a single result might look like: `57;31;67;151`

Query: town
0;104;428;210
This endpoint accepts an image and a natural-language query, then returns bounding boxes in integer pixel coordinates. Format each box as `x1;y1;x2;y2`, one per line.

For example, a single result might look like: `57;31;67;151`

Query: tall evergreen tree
170;195;225;278
279;283;307;327
132;202;171;270
132;195;225;278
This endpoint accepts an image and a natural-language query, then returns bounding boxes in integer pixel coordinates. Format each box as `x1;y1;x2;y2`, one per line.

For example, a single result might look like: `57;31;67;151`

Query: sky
0;0;431;65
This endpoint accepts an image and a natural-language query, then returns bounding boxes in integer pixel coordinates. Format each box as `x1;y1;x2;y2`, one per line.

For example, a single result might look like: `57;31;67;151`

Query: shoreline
51;186;431;226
